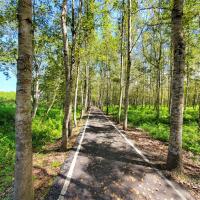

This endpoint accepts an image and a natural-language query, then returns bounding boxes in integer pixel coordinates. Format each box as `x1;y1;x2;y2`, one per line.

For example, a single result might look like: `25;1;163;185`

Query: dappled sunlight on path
46;108;194;200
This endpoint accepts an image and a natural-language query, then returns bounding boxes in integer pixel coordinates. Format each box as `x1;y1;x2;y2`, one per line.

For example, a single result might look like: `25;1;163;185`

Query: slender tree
73;0;82;126
118;0;124;123
61;0;70;150
167;0;185;171
123;0;132;130
14;0;33;199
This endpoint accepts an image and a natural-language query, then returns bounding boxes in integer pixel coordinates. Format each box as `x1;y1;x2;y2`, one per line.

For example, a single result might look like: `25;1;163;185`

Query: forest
0;0;200;199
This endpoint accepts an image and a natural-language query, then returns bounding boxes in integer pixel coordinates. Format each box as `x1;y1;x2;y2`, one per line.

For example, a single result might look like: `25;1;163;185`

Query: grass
0;92;65;195
0;92;16;193
105;105;200;154
32;108;63;152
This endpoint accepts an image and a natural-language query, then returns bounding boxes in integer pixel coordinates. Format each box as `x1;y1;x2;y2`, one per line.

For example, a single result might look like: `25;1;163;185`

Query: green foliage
183;124;200;153
32;108;63;151
0;93;15;194
106;105;200;154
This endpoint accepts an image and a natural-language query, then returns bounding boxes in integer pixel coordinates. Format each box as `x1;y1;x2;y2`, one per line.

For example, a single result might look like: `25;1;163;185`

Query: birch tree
14;0;33;199
118;0;124;123
61;0;70;150
167;0;185;171
123;0;132;130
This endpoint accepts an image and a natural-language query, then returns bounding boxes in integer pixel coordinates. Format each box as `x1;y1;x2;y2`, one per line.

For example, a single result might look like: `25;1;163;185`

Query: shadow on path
46;109;193;200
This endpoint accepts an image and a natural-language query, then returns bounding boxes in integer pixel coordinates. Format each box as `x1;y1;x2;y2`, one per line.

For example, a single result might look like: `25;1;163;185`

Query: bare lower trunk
149;71;152;108
74;62;80;127
168;41;173;114
68;105;72;137
14;0;33;199
84;65;89;114
80;80;84;118
118;92;123;119
142;75;145;107
62;85;72;150
106;75;109;115
184;61;189;109
167;0;185;172
99;82;103;110
87;71;91;110
192;80;197;109
123;0;131;130
156;67;161;120
32;70;39;118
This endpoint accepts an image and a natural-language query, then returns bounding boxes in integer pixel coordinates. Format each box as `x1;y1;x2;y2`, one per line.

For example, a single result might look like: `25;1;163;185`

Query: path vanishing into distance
46;108;194;200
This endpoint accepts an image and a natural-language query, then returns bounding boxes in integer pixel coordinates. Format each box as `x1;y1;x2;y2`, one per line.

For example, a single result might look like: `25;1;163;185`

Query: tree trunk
87;69;91;110
123;0;131;130
31;63;40;118
31;1;39;119
192;80;197;109
184;61;189;109
61;0;71;151
74;61;80;127
156;67;161;120
161;68;164;106
142;75;145;107
168;40;173;114
149;71;152;108
84;64;89;113
155;34;162;120
106;72;109;115
167;0;185;172
80;79;84;118
14;0;33;199
118;2;124;123
68;105;72;137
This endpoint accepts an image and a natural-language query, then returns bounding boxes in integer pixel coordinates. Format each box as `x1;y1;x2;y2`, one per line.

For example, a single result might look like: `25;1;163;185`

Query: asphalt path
46;108;194;200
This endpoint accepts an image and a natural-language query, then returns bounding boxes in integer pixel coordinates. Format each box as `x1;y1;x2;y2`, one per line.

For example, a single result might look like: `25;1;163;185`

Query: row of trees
0;0;199;199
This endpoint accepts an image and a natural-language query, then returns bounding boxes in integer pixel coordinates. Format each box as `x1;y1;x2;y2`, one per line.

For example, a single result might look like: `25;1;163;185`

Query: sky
0;72;16;91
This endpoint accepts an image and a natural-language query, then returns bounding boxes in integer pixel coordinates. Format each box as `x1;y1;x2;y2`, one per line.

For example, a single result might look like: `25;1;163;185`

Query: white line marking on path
102;112;187;200
58;111;90;200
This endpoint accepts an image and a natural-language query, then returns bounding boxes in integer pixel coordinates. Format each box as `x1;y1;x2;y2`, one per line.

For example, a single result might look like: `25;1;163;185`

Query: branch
132;6;170;15
130;26;145;52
